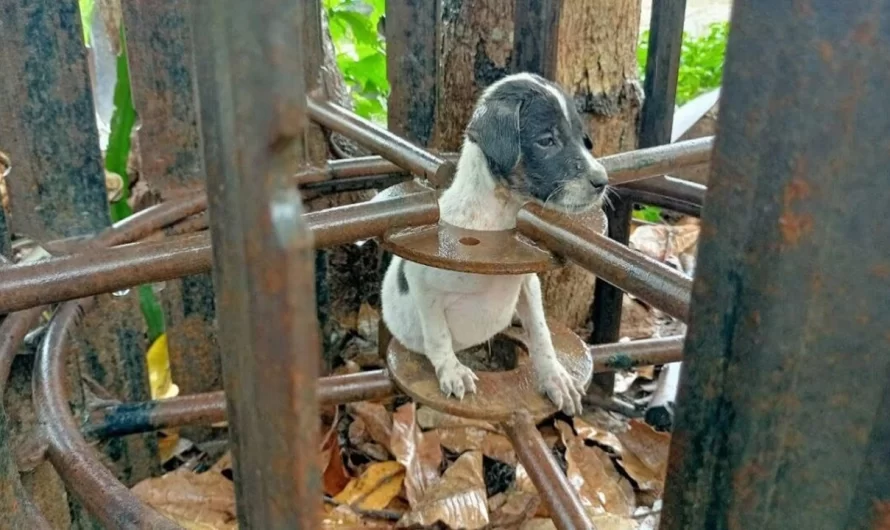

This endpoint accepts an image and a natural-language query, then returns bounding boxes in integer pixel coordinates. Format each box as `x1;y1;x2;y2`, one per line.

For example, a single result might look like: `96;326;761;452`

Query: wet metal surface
308;98;457;187
34;299;179;529
608;137;712;185
518;203;692;321
0;232;213;314
387;319;593;423
192;0;321;526
85;370;399;439
661;2;890;529
591;335;684;372
0;194;438;314
505;411;594;530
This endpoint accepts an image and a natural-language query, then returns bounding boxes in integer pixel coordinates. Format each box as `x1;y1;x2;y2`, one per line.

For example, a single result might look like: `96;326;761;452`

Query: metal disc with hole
385;319;594;422
377;181;607;275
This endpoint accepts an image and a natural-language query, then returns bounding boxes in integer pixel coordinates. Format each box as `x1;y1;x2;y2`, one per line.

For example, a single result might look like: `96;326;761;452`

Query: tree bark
541;0;643;335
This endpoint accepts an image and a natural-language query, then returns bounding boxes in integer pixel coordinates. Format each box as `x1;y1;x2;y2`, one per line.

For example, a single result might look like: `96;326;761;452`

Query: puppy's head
465;73;608;213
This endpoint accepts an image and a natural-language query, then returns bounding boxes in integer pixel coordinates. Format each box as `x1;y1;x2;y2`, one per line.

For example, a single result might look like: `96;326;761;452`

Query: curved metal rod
0;195;210;529
517;203;693;320
34;299;181;529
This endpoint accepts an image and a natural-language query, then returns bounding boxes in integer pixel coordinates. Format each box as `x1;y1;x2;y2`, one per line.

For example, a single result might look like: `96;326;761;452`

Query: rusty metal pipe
82;337;685;440
591;335;684;371
621;175;706;207
0;232;213;314
606;136;712;185
0;193;439;314
517;203;692;320
308;98;456;186
505;411;594;530
85;370;398;439
33;299;180;529
306;191;438;247
294;136;712;189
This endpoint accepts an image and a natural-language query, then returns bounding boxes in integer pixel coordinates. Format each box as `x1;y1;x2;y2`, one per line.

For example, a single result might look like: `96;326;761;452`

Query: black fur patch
396;260;409;294
465;74;607;207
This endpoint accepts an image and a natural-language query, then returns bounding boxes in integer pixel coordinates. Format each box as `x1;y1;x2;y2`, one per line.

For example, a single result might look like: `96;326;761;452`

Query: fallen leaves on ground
390;402;443;507
132;454;236;529
131;393;672;529
333;460;405;510
397;450;489;529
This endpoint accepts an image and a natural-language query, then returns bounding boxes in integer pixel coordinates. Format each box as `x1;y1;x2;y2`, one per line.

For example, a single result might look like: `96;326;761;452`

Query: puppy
380;73;608;415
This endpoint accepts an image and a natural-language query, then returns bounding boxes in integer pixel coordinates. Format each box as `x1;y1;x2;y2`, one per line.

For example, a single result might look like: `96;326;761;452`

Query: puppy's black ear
465;99;521;178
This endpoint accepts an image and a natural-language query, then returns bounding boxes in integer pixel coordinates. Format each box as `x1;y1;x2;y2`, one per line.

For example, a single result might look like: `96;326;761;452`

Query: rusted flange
378;181;607;275
386;319;594;422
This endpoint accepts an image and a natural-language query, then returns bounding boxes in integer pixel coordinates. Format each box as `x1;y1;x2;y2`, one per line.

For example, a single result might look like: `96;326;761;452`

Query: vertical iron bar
589;0;686;394
122;0;222;435
192;0;321;528
0;0;111;241
661;1;890;528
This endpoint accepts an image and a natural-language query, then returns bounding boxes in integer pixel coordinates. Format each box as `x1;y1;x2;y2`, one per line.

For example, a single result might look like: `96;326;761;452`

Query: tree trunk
540;0;643;335
418;0;642;335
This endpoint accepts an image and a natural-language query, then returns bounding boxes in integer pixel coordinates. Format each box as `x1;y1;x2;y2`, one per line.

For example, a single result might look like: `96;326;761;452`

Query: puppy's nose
587;165;608;193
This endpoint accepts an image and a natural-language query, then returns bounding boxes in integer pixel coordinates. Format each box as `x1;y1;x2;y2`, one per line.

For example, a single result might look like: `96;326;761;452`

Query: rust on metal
85;370;399;439
0;232;213;314
308;97;457;187
0;193;440;313
192;0;322;526
122;0;204;199
607;136;712;185
306;186;439;248
517;202;692;321
387;319;593;422
505;411;594;530
0;0;110;241
591;335;684;372
33;299;179;529
661;2;890;528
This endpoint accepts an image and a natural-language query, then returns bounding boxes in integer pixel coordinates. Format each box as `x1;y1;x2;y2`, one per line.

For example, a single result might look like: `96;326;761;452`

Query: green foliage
634;205;663;223
324;0;388;122
638;22;729;106
79;0;95;45
104;25;167;344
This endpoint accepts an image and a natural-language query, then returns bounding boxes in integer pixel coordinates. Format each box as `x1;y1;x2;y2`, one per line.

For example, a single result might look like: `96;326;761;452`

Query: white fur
381;136;586;415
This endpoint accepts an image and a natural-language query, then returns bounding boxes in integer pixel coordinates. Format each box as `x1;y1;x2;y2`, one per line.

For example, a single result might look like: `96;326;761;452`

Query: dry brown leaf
557;421;635;517
390;402;442;507
333;460;405;511
613;420;670;494
515;464;551;518
323;435;353;496
416;406;501;433
322;504;395;529
349;402;394;453
488;490;540;528
619;295;657;340
438;426;516;465
573;417;624;454
397;450;489;530
132;465;236;529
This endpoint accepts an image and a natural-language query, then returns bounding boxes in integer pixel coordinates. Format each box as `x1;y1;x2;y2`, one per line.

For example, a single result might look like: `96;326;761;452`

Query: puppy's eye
583;134;593;150
536;136;556;148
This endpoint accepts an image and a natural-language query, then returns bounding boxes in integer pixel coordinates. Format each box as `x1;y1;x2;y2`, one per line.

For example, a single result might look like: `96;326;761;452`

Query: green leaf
335;10;379;48
106;26;137;223
78;0;95;46
633;206;663;223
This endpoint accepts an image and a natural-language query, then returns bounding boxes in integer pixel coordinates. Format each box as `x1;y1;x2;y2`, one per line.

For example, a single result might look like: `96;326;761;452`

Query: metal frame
1;0;886;529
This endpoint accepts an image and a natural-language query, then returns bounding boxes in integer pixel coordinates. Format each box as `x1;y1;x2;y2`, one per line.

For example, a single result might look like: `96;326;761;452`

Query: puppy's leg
516;274;584;415
414;289;479;399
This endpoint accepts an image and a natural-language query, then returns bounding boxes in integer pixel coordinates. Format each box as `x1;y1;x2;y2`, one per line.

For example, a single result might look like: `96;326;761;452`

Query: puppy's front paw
435;360;479;400
535;359;584;416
